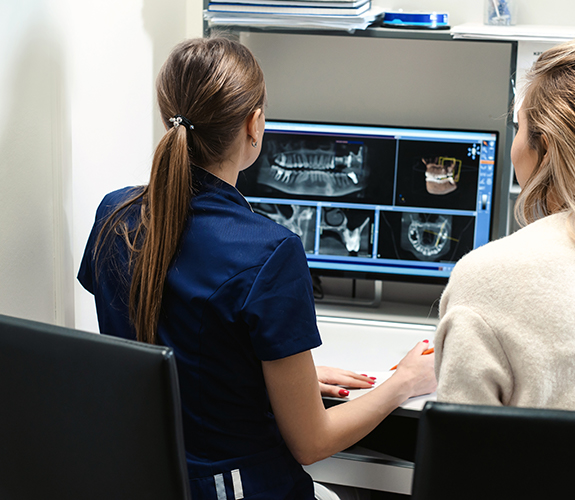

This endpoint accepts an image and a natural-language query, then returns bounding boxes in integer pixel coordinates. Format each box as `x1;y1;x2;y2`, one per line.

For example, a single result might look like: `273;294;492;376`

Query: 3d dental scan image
394;139;481;211
423;157;460;195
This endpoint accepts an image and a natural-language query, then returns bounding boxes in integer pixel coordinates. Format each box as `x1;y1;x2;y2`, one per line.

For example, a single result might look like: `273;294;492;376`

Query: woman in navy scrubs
78;37;436;499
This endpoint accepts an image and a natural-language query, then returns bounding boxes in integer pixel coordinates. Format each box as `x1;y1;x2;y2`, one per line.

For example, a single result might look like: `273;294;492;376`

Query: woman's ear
247;109;263;145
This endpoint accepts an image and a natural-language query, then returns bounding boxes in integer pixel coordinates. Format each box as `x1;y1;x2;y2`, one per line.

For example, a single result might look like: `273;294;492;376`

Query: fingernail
339;389;349;397
423;339;429;343
369;377;377;381
361;374;368;377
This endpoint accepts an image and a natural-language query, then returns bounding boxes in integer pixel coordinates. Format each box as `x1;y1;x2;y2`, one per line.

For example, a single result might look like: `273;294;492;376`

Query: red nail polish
339;389;349;397
423;339;429;343
369;377;377;381
361;374;368;377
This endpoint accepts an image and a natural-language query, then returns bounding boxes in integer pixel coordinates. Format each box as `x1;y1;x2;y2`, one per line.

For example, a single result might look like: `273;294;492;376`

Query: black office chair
0;314;191;500
411;400;575;499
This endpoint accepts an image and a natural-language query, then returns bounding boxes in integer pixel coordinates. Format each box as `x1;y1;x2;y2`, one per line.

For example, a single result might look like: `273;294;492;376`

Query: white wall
0;0;203;331
0;1;66;324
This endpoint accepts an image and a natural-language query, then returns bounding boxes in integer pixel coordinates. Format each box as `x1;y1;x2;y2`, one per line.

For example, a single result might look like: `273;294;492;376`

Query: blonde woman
78;37;435;499
435;39;575;409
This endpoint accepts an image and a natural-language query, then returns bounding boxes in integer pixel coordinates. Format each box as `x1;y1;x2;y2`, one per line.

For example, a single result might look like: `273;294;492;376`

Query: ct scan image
377;210;475;263
258;138;367;197
237;131;396;206
318;207;373;257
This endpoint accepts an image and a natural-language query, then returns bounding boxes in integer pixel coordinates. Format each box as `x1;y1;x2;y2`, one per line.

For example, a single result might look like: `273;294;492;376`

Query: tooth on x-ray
321;208;370;254
258;139;367;197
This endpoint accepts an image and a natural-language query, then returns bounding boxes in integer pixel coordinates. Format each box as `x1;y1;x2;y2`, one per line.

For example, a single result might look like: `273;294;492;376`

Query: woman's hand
393;341;437;398
316;366;375;398
263;346;436;465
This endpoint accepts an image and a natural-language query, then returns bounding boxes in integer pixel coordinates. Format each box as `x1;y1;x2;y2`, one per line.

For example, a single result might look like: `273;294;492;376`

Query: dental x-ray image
237;131;396;205
377;211;475;263
252;203;316;253
258;137;367;197
318;207;373;257
400;213;452;261
395;140;481;211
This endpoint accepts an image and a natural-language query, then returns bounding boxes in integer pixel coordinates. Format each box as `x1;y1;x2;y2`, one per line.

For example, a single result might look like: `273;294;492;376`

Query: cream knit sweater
435;212;575;408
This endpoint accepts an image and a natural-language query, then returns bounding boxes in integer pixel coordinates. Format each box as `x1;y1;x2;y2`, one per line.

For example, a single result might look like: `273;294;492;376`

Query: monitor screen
237;120;498;284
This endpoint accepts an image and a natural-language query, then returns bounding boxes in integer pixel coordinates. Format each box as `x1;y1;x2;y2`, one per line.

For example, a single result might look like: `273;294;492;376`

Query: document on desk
343;371;436;411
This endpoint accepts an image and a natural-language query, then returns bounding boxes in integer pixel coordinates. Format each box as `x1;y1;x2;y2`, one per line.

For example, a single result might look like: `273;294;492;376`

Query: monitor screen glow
237;120;498;284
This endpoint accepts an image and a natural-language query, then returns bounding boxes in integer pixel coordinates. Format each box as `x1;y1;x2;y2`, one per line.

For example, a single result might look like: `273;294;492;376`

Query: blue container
382;11;449;29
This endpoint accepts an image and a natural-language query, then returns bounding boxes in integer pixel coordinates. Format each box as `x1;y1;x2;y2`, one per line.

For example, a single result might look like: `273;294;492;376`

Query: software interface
237;120;498;281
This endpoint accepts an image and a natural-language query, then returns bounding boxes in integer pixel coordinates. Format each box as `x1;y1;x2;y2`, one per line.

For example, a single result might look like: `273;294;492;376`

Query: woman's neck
204;163;240;186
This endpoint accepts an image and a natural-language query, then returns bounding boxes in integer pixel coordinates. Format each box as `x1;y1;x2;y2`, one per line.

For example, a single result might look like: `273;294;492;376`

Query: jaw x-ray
256;137;368;198
400;213;452;261
319;208;372;257
378;210;475;264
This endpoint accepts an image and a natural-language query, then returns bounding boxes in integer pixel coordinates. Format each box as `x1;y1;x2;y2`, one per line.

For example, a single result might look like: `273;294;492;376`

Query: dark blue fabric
188;443;314;499
78;169;321;499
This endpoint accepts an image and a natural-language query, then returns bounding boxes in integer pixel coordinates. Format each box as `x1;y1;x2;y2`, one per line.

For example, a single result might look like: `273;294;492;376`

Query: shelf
207;23;454;41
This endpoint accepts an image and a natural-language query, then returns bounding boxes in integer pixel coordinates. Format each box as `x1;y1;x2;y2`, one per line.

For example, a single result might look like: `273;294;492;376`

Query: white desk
305;305;438;495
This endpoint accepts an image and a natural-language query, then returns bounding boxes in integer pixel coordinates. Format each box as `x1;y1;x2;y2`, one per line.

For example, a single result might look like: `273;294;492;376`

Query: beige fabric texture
435;212;575;409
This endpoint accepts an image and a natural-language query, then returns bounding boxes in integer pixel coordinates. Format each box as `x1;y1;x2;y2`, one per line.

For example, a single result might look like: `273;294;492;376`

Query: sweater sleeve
435;304;514;406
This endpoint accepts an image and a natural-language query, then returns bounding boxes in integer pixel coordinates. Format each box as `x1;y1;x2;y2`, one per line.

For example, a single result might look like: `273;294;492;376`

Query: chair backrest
0;314;191;500
411;401;575;500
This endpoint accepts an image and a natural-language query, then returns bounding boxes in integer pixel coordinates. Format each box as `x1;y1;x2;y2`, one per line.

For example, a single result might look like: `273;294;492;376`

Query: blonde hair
514;39;575;236
97;37;266;344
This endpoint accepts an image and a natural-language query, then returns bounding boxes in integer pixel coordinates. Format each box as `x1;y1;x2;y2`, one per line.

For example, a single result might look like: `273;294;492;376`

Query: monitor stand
313;277;383;308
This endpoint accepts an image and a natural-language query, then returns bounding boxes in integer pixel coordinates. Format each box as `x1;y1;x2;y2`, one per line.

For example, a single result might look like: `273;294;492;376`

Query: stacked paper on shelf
204;0;384;31
451;23;575;41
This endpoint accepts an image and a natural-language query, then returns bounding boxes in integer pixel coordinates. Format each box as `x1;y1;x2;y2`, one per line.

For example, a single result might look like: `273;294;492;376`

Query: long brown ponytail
97;36;266;343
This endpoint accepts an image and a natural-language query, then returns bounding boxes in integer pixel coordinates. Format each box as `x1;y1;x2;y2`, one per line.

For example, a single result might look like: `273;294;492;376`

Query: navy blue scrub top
78;169;322;493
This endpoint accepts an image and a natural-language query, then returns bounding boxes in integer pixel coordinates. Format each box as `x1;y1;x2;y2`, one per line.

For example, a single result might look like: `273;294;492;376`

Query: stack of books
204;0;383;31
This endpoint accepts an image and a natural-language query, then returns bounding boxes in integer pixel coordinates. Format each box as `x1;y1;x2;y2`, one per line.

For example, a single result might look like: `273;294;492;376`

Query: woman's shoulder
457;213;569;268
96;186;144;218
100;186;143;206
444;213;571;300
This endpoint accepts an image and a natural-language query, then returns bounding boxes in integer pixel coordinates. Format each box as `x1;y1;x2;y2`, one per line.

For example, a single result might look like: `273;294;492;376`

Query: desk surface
314;310;438;463
306;306;440;493
313;311;437;412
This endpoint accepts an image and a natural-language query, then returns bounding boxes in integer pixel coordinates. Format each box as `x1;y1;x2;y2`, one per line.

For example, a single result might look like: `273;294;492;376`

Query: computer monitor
237;119;498;284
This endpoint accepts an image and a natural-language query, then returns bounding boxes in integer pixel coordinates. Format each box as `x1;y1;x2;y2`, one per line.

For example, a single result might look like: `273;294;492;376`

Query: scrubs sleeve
77;188;137;295
242;235;322;361
77;215;101;295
